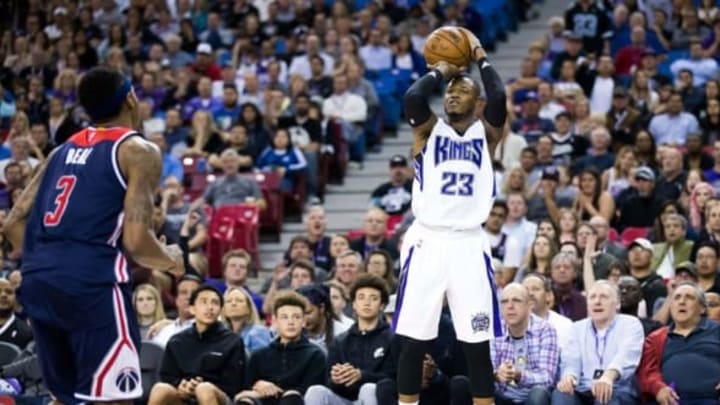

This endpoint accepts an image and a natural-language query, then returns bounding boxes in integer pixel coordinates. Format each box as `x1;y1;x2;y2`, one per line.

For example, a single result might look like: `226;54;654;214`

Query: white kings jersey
412;119;496;230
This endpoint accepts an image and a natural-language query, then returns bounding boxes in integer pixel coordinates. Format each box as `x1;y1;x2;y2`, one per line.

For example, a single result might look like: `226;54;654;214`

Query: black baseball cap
389;154;408;167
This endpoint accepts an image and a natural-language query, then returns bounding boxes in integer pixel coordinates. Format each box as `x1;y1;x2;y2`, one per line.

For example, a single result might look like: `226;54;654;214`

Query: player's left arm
462;30;507;158
3;149;58;252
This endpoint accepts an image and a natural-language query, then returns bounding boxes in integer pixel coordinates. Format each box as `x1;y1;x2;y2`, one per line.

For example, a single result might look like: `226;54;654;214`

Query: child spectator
256;128;307;191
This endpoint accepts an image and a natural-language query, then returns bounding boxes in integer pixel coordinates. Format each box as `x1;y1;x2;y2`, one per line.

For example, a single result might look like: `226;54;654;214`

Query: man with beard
0;279;32;348
278;93;322;202
617;276;662;336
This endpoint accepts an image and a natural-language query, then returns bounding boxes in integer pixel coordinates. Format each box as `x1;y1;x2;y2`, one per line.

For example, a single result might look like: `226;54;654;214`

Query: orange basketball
423;26;473;67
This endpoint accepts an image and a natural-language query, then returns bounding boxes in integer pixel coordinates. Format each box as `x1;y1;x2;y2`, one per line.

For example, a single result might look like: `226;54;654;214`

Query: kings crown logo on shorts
115;367;140;393
471;312;490;333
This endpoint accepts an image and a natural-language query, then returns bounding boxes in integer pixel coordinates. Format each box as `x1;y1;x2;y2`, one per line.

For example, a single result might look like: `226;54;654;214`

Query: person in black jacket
304;274;394;404
235;291;326;405
148;285;245;405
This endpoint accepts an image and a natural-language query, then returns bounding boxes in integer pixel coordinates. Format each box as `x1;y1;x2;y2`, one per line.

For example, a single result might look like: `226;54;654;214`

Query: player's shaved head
448;74;482;99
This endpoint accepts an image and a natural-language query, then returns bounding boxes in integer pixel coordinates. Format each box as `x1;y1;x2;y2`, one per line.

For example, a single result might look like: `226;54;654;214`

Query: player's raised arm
403;62;461;155
119;136;184;276
463;30;507;157
3;149;58;252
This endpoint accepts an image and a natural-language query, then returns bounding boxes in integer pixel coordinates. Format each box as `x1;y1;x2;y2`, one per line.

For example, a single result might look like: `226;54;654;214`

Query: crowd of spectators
0;0;719;404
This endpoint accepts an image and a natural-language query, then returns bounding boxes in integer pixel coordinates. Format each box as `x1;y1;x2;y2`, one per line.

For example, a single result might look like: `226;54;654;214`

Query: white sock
398;402;419;405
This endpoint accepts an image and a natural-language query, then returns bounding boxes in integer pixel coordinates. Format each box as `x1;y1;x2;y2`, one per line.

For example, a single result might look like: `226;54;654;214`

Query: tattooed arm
120;137;184;276
3;150;57;252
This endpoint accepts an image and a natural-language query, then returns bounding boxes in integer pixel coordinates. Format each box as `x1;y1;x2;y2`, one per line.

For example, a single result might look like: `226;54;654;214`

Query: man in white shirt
0;137;39;184
289;34;335;80
522;273;573;350
322;74;368;163
152;276;200;347
359;29;393;71
537;82;566;121
502;192;538;259
485;200;523;285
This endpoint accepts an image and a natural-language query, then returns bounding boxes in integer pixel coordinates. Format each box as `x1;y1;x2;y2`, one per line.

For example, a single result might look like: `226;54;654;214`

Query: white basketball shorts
392;221;502;343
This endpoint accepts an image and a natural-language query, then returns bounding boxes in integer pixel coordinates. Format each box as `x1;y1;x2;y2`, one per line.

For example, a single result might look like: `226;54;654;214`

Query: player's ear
126;88;138;109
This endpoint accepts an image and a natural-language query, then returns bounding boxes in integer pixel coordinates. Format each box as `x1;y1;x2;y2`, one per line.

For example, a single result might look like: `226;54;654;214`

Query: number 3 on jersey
44;175;77;226
441;172;474;196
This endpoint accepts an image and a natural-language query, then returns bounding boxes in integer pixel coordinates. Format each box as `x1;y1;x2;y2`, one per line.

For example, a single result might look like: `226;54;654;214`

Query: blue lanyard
591;319;617;368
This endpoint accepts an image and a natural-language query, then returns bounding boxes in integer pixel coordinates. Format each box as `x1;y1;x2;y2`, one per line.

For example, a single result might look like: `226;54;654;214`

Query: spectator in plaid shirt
492;283;558;405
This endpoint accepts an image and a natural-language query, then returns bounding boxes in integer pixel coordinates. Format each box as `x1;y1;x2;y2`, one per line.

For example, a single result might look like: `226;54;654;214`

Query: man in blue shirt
553;281;644;405
148;132;183;184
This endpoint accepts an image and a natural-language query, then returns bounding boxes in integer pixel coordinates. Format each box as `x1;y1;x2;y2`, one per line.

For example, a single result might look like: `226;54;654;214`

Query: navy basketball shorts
19;275;142;404
392;222;503;343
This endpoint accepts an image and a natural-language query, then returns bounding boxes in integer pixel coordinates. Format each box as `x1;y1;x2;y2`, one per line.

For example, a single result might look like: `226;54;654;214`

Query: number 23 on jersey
441;172;474;196
44;175;77;226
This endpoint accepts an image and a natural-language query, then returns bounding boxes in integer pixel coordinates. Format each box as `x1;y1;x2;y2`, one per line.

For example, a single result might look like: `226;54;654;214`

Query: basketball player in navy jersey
393;30;507;405
3;67;185;405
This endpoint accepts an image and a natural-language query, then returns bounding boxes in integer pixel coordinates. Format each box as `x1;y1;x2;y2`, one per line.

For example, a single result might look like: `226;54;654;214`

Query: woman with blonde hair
133;284;166;340
52;68;79;107
557;208;579;244
689;182;717;233
571;97;594;137
499;166;528;200
185;110;226;162
223;287;272;353
601;146;637;198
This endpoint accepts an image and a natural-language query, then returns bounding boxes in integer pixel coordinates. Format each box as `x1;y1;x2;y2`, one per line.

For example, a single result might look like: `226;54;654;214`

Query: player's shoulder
118;135;161;161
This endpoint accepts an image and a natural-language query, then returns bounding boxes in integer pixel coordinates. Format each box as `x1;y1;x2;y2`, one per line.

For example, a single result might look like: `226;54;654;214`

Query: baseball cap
196;43;213;55
389;154;408;167
54;7;68;16
629;237;653;252
541;166;559;181
384;294;397;314
634;166;656;182
675;261;698;278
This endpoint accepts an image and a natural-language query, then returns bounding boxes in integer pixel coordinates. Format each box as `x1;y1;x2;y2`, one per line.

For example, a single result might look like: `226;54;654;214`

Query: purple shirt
493;314;559;400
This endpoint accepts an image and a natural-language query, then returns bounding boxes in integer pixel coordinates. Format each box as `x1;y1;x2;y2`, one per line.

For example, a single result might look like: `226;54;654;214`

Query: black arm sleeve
403;70;443;127
477;58;507;128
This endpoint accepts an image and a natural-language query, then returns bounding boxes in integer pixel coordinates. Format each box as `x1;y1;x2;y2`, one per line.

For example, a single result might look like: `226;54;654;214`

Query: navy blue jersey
22;126;138;285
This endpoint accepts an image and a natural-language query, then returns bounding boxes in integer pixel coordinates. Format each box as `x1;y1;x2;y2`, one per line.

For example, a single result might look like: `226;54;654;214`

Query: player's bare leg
398;393;420;404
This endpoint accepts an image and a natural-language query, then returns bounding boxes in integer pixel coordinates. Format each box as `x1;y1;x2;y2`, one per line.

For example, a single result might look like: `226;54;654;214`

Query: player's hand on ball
456;27;485;61
427;60;464;79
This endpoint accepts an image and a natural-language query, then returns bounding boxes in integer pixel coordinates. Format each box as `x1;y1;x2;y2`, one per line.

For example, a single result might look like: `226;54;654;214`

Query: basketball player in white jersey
393;30;507;405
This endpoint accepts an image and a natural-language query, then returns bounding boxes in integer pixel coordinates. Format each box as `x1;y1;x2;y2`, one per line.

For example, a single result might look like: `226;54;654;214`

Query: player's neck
447;115;475;135
94;114;133;130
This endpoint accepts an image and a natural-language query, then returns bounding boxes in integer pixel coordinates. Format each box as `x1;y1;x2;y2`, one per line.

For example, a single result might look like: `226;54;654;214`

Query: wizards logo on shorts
115;367;140;393
471;312;490;333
